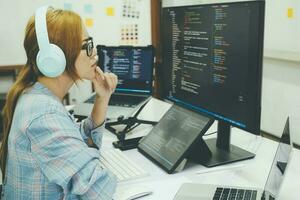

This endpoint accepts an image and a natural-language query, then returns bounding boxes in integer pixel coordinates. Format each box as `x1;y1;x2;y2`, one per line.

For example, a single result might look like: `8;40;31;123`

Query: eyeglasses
81;37;94;57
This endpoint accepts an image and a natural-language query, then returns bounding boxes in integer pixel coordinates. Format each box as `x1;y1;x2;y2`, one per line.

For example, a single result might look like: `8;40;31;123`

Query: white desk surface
102;97;300;200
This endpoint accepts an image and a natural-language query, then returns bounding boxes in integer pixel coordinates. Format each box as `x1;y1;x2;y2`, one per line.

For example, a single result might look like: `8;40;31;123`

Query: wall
262;59;300;145
0;0;151;65
264;0;300;54
257;0;300;144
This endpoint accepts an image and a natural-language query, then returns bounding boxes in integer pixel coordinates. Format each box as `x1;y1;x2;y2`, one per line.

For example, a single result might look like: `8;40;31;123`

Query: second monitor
86;45;154;108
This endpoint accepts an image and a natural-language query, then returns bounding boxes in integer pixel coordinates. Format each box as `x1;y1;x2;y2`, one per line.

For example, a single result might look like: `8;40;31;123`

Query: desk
102;98;299;200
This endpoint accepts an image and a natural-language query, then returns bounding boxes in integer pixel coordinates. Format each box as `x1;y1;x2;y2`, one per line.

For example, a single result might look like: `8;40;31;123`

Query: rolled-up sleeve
79;116;105;148
26;112;117;199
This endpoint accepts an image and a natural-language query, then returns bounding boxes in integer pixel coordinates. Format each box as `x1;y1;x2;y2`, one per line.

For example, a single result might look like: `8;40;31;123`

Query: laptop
73;45;154;119
174;117;293;200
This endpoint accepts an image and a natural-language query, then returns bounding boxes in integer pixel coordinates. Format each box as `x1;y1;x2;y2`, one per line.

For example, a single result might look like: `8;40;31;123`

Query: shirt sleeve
79;116;105;149
26;112;117;200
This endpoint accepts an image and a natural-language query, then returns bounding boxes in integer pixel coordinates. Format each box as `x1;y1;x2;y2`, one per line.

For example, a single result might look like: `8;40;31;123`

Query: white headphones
35;5;66;77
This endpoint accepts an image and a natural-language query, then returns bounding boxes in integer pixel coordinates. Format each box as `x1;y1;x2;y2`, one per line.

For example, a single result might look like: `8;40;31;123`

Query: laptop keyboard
213;187;257;200
84;93;148;107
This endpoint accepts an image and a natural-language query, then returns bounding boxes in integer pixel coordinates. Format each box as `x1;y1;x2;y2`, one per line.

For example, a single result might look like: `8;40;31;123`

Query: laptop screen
97;45;154;94
263;117;292;198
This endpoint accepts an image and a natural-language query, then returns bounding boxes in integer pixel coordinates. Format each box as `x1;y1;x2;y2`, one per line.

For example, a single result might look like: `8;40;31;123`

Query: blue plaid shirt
2;82;117;199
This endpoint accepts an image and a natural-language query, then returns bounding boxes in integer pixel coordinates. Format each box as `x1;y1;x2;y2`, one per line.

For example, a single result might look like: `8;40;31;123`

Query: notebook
73;45;154;119
174;117;293;200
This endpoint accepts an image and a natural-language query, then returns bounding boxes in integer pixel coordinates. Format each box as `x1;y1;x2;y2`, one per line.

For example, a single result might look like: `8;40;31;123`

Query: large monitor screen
138;105;213;173
97;45;154;94
161;1;264;134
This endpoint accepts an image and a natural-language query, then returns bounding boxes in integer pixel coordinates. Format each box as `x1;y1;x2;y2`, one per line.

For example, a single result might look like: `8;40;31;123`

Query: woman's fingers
96;66;105;80
103;73;117;92
93;68;118;95
108;73;118;88
111;73;118;92
113;73;118;87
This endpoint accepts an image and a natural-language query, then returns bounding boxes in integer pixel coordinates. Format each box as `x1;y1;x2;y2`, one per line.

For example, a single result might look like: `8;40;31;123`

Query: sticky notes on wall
121;24;139;45
85;18;94;28
122;0;141;19
63;3;72;10
84;4;93;14
106;7;115;16
287;8;294;18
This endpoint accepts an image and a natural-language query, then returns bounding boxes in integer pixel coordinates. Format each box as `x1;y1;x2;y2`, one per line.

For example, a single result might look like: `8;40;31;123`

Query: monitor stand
187;120;255;167
105;99;157;150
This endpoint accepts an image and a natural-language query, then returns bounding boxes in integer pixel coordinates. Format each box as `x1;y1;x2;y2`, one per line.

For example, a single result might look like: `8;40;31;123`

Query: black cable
204;131;217;136
203;127;236;136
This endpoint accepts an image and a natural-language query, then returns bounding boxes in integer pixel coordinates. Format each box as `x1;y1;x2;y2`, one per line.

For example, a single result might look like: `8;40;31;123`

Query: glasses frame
81;37;94;57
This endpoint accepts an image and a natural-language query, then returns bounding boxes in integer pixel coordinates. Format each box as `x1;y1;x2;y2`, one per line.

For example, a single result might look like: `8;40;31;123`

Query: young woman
0;6;118;199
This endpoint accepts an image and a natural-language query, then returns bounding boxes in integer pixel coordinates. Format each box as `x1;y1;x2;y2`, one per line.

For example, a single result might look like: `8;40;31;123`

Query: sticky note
84;4;93;14
287;8;294;18
63;3;72;10
85;18;94;27
106;7;115;16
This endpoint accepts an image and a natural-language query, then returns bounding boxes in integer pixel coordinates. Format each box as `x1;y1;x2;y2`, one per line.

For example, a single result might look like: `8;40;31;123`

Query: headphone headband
35;5;50;51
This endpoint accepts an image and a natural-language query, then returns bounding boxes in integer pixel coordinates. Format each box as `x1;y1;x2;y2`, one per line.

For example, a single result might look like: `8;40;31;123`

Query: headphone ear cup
36;44;66;77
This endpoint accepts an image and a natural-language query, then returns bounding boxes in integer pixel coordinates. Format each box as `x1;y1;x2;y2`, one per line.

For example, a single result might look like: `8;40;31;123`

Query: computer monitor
161;0;265;167
97;45;154;94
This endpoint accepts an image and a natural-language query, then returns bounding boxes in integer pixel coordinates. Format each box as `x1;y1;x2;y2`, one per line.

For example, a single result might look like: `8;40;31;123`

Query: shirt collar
32;82;62;103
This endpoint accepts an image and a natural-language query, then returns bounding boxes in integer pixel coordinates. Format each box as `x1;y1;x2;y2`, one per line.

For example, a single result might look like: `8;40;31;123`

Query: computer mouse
114;186;153;200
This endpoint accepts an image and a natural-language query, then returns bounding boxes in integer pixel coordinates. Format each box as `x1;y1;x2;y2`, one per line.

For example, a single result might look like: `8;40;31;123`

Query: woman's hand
92;66;118;99
90;66;118;126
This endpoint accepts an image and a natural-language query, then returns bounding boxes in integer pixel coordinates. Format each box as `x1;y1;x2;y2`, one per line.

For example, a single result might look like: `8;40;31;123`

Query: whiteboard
0;0;151;66
264;0;300;53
